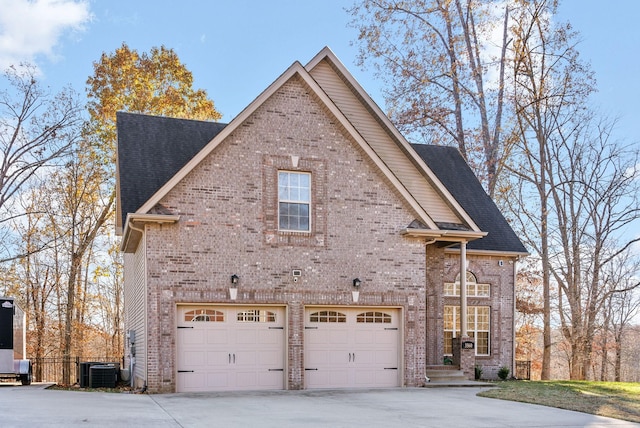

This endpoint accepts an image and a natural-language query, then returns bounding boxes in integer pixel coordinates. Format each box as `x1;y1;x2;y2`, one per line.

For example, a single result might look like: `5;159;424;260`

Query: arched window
309;310;346;323
356;311;392;324
184;309;224;322
444;271;490;297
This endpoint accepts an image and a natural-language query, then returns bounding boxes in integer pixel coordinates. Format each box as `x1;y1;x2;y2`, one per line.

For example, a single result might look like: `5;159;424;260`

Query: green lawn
478;381;640;423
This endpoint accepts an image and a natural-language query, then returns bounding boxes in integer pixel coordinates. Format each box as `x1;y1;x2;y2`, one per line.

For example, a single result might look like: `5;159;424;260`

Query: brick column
288;301;304;390
452;336;476;380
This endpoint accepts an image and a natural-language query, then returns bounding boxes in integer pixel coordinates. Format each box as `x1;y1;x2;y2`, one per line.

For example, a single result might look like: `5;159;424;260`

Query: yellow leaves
86;42;222;158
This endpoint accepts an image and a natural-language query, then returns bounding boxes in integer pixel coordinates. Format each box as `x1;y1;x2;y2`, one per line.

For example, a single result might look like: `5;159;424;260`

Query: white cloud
0;0;92;71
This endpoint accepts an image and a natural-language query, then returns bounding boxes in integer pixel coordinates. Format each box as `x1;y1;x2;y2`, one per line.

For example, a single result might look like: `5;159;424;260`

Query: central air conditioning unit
89;364;117;388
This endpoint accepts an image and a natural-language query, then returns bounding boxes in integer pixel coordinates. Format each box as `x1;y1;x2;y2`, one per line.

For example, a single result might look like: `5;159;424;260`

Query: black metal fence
31;356;124;384
515;360;531;380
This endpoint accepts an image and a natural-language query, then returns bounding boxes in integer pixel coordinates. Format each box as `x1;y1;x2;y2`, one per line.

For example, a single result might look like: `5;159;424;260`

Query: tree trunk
62;252;81;385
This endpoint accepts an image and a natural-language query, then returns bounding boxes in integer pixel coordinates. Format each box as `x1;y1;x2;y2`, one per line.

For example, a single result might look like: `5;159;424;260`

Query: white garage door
176;305;285;392
304;307;401;389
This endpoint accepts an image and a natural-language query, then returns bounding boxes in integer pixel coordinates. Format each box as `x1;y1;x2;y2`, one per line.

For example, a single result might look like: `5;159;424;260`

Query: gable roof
116;112;226;231
118;58;461;233
116;47;503;250
411;144;528;254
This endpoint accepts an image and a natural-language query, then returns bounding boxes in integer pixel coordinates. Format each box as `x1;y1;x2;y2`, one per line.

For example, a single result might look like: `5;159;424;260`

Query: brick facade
138;78;429;392
426;247;517;379
120;54;524;392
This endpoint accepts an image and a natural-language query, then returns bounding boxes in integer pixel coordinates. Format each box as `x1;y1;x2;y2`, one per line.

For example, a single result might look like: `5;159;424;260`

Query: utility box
0;297;32;385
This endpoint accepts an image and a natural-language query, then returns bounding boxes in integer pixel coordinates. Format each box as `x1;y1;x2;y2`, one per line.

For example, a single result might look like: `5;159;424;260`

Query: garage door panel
178;372;205;391
375;349;397;365
258;370;284;388
305;307;400;389
255;349;283;366
205;329;228;344
235;328;257;344
182;350;205;366
331;330;349;344
306;350;329;366
352;350;373;365
177;305;285;392
180;329;204;345
374;330;397;344
207;372;231;389
206;350;229;366
306;368;349;389
354;330;374;345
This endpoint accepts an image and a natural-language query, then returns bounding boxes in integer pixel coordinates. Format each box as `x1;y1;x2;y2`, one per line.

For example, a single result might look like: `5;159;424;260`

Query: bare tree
0;64;83;262
603;251;640;381
349;0;511;196
506;0;596;379
48;142;114;384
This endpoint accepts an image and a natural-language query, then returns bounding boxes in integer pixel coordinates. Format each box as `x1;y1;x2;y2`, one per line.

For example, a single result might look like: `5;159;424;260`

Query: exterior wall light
230;274;239;300
352;278;361;303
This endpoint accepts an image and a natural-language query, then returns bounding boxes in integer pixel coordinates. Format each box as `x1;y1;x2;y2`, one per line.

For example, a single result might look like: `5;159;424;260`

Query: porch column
457;240;475;380
460;240;467;336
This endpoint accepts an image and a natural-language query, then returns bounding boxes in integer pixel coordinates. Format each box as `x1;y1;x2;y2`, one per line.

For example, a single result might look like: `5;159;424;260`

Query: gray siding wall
309;60;462;225
124;235;147;387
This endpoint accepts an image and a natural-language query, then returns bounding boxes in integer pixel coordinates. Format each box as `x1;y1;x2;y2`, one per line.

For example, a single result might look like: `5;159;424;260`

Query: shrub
475;365;483;380
498;365;510;380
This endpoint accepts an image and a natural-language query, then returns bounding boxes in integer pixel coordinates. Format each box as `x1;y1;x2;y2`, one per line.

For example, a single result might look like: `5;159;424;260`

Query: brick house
116;47;527;393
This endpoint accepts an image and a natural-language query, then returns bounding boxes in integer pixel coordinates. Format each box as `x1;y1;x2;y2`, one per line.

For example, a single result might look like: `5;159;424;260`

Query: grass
478;380;640;423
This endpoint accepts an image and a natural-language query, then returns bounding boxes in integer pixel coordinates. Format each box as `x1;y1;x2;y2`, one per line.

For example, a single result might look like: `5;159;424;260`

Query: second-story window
278;171;311;231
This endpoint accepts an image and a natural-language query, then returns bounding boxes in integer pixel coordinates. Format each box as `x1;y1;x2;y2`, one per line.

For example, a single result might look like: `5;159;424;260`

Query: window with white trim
444;271;490;297
278;171;310;231
443;305;490;356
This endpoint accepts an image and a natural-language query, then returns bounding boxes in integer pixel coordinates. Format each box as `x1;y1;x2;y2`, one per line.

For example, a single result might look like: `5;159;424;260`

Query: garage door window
357;311;392;323
309;310;346;323
185;309;224;322
237;309;277;322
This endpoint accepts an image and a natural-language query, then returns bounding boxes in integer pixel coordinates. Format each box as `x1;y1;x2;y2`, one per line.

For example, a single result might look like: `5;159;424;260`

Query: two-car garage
176;305;401;392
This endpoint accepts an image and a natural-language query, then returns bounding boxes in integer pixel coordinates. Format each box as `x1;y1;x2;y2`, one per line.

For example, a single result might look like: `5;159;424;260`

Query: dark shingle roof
117;111;227;227
411;144;527;254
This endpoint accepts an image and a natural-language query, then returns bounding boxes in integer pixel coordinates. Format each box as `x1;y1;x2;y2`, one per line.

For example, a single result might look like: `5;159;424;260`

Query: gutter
400;228;487;242
121;213;180;253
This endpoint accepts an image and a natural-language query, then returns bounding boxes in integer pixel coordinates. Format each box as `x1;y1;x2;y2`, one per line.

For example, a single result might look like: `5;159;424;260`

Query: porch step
425;365;469;383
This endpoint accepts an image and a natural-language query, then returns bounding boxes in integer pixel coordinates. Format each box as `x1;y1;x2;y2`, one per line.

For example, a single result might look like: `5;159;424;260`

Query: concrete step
425;366;469;383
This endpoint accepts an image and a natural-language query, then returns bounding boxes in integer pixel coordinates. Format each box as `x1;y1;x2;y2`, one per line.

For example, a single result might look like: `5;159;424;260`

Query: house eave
444;247;530;258
121;213;180;253
400;228;487;242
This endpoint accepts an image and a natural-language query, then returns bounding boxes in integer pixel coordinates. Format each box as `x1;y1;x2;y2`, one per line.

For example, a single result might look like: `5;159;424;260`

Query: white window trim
278;170;311;232
444;271;490;297
444;305;490;357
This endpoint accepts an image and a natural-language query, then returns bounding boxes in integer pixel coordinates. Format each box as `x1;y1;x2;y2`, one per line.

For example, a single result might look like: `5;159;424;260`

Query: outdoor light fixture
352;278;361;303
230;274;239;300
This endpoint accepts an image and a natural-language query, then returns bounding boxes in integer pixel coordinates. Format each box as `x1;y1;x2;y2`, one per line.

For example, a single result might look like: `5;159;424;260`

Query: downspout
424;238;436;383
512;257;519;378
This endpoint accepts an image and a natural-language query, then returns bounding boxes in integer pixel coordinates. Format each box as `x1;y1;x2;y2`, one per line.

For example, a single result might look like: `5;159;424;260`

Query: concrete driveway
0;383;638;427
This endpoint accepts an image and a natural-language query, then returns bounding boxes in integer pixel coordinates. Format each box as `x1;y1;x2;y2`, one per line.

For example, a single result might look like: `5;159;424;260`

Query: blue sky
1;0;639;145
